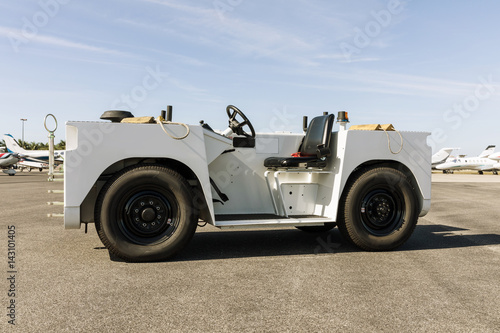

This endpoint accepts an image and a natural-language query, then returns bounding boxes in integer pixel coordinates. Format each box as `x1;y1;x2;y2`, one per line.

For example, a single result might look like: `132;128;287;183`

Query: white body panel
64;120;431;230
64;122;231;228
210;130;431;221
334;130;431;217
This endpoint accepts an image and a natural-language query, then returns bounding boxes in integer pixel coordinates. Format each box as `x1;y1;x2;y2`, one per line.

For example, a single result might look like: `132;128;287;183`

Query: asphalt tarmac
1;171;500;332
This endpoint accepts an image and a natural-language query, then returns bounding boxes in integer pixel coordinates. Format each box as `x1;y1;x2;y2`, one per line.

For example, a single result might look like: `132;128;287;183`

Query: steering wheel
226;105;255;138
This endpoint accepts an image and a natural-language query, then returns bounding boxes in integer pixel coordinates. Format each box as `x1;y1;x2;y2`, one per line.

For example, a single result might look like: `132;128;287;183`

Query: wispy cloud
357;71;493;96
167;77;207;94
113;18;208;67
142;0;216;17
264;68;499;98
315;53;381;63
137;0;320;66
135;0;404;68
0;26;127;56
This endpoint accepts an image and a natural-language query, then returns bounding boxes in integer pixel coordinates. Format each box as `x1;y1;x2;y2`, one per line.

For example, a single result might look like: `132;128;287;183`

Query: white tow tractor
64;106;431;262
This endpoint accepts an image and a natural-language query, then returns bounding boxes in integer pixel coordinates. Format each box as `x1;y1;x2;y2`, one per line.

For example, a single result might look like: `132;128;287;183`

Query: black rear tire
337;167;419;251
95;165;198;262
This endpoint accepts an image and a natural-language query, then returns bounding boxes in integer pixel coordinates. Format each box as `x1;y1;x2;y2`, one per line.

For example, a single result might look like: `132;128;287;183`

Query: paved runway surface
1;171;500;332
433;172;500;183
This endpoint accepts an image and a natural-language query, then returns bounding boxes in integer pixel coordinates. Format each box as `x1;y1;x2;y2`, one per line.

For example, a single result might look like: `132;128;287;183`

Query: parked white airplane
0;152;19;176
4;134;64;164
436;145;498;174
432;148;457;168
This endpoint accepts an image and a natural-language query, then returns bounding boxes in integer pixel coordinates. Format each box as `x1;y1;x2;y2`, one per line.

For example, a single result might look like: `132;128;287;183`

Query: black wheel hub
361;189;404;236
124;192;172;237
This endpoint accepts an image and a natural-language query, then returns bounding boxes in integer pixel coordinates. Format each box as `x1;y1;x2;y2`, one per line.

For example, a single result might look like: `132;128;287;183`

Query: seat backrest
300;114;335;157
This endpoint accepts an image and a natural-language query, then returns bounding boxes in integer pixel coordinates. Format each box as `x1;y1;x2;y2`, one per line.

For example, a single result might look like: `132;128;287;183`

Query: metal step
47;213;64;218
215;215;333;229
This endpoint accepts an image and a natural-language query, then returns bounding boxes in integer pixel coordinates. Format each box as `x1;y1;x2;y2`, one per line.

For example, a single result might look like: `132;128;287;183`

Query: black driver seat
264;114;335;168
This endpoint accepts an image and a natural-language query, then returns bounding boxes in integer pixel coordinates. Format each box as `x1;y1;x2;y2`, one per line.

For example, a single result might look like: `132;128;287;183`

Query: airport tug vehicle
64;106;431;262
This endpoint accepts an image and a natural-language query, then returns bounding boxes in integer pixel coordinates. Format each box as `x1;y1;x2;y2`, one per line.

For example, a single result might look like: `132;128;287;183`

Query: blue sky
1;0;500;155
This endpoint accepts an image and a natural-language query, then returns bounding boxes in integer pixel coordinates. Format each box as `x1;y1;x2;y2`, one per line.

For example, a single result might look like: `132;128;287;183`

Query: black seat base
264;156;327;168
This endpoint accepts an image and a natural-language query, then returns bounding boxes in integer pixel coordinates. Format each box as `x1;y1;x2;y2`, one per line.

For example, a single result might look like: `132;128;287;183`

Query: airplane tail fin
432;148;456;165
479;145;496;158
3;134;27;154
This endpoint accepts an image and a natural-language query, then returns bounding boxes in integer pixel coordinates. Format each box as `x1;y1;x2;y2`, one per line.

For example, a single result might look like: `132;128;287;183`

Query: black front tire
95;165;198;262
337;167;419;251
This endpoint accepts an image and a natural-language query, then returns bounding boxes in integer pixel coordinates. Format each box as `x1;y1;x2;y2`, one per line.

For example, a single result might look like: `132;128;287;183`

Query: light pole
20;118;27;149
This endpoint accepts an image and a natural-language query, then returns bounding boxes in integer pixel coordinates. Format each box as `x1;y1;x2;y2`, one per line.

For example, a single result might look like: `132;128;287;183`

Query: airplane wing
18;160;48;169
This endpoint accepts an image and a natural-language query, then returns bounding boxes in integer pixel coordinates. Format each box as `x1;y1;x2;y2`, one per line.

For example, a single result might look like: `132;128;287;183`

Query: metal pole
20;118;27;148
44;114;57;181
48;131;54;179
